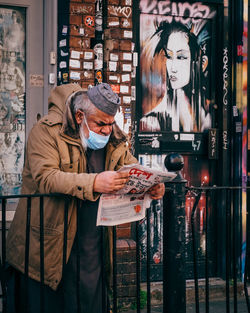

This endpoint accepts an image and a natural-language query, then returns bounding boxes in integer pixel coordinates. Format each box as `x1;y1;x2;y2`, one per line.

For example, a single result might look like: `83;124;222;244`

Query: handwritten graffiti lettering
70;4;94;15
108;5;132;18
140;0;214;24
223;130;228;150
211;131;216;148
209;129;218;158
129;168;153;180
223;47;229;107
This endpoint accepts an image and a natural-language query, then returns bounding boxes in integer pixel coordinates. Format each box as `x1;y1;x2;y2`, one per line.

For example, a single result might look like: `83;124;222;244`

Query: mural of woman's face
165;32;191;89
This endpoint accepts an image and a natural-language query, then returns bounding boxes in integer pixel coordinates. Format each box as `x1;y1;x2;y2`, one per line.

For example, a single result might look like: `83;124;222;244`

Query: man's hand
93;171;130;193
147;183;165;200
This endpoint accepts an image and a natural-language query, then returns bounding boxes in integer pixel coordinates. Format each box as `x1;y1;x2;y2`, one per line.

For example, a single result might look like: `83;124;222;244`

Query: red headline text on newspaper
129;168;153;180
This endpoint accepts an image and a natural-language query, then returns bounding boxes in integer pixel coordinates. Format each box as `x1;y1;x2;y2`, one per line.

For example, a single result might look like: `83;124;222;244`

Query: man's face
84;108;115;137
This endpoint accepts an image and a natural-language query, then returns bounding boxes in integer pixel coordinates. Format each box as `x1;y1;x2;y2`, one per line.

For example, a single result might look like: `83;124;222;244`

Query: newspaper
96;163;176;226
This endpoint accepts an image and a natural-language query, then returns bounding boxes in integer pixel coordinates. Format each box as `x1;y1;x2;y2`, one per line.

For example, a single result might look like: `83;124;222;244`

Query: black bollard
163;153;187;313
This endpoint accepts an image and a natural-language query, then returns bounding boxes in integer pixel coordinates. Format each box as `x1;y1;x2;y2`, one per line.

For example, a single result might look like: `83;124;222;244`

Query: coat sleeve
26;123;98;201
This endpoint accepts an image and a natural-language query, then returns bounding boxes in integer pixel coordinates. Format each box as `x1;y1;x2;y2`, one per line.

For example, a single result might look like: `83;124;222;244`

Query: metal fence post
163;153;187;313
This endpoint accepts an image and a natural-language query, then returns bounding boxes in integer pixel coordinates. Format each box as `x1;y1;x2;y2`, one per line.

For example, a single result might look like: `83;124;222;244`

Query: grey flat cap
87;83;120;116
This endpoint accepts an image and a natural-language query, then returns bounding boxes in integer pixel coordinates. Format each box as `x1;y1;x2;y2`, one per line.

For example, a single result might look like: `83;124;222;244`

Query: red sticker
84;16;95;28
134;204;141;213
96;70;102;83
110;84;120;94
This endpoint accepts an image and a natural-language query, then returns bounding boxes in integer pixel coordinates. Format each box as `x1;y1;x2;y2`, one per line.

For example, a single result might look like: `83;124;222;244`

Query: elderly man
6;83;165;313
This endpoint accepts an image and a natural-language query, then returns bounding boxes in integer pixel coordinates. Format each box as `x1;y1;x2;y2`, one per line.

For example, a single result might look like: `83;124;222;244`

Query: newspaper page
96;164;176;226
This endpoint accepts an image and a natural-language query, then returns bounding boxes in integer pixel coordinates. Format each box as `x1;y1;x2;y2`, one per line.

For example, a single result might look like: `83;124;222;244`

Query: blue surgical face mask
84;116;110;150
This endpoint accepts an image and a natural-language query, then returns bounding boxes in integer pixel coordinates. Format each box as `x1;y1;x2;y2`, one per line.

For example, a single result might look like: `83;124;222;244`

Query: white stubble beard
79;120;87;150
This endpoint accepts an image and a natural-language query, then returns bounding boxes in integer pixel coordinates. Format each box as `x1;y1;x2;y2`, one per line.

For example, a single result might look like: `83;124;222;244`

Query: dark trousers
6;267;63;313
5;266;109;313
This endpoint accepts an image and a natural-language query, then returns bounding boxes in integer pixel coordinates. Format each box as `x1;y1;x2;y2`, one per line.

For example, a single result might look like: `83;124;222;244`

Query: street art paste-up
0;7;25;195
139;1;216;133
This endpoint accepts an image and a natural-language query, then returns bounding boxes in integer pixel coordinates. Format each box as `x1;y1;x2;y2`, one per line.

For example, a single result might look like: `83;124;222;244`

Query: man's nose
101;125;112;135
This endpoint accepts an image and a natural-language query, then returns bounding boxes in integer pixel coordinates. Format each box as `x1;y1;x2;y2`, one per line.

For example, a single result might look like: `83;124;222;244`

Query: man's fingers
113;180;128;191
114;172;130;185
94;171;131;193
116;171;130;179
148;183;165;200
149;185;160;192
115;178;129;185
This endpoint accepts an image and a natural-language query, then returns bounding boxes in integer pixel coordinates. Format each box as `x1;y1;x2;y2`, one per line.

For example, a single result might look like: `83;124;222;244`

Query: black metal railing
0;183;250;313
188;186;250;313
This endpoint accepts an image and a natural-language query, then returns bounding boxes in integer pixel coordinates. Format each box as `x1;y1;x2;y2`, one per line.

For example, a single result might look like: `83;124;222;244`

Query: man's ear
75;110;84;125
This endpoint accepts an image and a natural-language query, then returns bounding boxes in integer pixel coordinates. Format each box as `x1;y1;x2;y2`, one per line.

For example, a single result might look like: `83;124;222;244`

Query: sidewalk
122;278;249;313
125;298;248;313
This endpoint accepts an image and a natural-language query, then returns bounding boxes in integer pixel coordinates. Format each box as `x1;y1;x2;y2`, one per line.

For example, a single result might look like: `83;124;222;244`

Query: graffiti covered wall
0;6;26;195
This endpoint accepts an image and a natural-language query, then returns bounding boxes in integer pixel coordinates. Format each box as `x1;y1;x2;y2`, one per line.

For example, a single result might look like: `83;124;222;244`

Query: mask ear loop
83;114;91;133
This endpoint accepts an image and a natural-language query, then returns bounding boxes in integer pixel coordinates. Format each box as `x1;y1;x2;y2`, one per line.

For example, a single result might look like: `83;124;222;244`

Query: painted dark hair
152;21;202;130
153;21;199;61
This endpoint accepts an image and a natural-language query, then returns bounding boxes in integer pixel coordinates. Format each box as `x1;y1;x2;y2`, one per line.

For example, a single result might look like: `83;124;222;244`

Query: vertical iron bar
2;199;6;267
101;227;106;313
113;226;117;313
163;179;186;313
40;196;45;313
24;196;32;313
62;197;69;313
162;189;169;313
205;191;209;313
191;192;201;313
243;238;250;311
2;198;7;313
76;199;81;313
146;207;151;313
226;189;231;313
63;197;69;271
232;189;238;313
101;226;108;313
136;221;141;313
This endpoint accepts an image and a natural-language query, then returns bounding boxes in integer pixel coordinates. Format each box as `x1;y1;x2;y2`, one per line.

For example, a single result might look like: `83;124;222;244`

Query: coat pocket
29;226;64;282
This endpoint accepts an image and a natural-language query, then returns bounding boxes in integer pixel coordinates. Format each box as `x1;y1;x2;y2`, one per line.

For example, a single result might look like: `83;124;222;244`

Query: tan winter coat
6;83;137;290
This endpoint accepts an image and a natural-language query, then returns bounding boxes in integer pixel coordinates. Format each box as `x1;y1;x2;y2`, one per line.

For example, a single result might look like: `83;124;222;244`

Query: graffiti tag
70;4;94;15
223;47;228;108
223;130;228;150
140;0;215;24
108;6;132;19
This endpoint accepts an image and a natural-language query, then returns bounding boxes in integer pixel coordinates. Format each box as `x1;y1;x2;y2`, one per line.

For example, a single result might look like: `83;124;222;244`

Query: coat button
78;186;82;191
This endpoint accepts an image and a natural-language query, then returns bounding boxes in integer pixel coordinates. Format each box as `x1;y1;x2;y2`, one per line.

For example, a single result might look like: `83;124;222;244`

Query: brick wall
116;238;137;310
